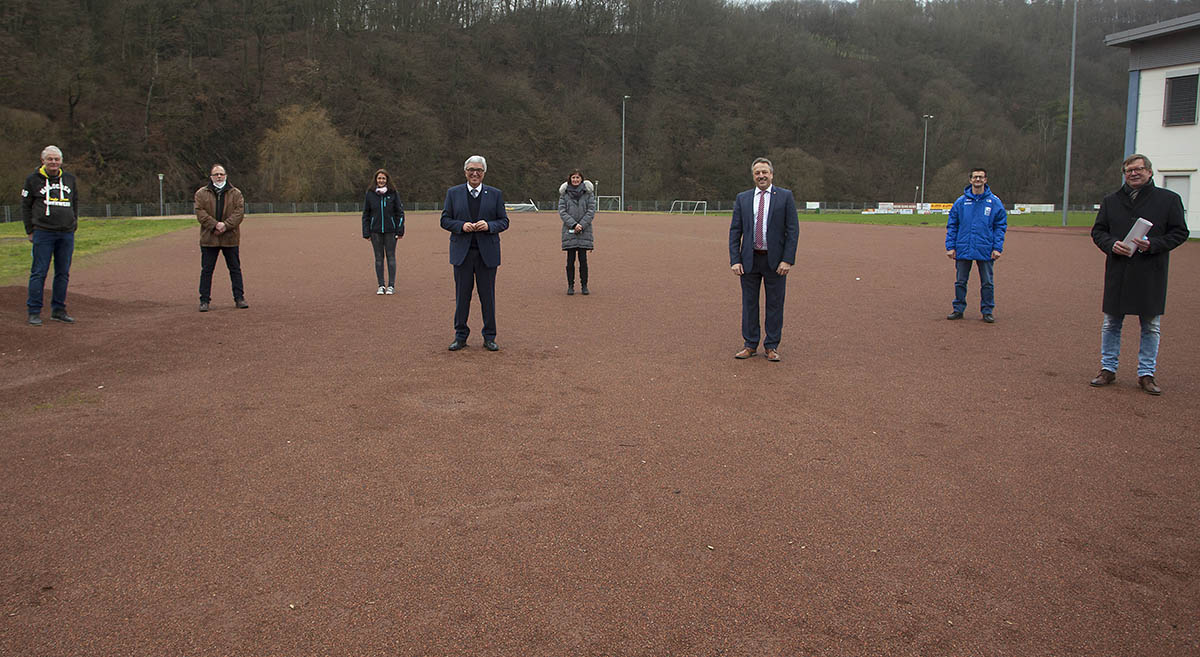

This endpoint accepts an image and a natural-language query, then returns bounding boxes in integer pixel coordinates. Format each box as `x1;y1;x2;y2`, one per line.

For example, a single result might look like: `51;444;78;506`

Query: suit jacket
729;186;799;271
440;183;510;267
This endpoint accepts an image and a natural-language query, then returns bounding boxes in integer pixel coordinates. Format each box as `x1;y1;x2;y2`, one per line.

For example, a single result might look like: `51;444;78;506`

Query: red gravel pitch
1;212;1197;656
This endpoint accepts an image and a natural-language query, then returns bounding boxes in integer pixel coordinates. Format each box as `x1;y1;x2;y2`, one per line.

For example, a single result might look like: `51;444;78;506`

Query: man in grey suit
729;157;800;362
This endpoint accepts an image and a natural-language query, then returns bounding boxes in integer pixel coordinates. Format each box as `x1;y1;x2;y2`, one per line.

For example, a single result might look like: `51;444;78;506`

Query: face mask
213;180;227;190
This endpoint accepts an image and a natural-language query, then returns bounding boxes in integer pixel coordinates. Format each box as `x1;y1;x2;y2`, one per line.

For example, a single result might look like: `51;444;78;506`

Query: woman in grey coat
558;169;596;295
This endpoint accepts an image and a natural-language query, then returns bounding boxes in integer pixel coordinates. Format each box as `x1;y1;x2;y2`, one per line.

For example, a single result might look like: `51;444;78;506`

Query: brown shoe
765;349;781;362
1089;369;1115;387
734;347;756;359
1139;375;1162;396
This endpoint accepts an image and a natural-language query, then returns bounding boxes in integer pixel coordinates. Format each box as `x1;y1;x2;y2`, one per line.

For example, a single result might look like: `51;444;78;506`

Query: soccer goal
669;200;708;215
596;196;623;211
504;199;539;212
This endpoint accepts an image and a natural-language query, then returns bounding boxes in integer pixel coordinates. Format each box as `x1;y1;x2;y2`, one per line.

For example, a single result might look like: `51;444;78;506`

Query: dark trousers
27;229;74;315
199;246;244;303
740;251;787;350
453;247;497;341
370;233;398;286
565;248;589;285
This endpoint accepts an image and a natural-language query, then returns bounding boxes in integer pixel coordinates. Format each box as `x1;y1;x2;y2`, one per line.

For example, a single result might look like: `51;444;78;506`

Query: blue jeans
27;229;75;315
953;259;994;314
1100;313;1161;377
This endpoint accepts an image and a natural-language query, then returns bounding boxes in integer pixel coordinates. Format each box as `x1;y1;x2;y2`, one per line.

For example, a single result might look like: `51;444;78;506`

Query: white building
1106;13;1200;237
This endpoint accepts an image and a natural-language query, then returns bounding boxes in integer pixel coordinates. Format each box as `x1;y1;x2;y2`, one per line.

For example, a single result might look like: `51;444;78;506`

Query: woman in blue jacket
362;168;405;294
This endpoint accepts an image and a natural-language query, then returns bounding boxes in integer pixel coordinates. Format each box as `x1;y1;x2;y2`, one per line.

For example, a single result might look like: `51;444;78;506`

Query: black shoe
50;309;75;323
235;298;249;309
484;340;499;351
982;313;995;323
567;285;575;295
946;311;963;320
581;285;589;295
448;340;466;351
28;314;43;326
198;302;210;312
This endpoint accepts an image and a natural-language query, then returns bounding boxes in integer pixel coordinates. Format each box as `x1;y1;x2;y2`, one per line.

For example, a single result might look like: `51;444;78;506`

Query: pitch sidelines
1;212;1197;656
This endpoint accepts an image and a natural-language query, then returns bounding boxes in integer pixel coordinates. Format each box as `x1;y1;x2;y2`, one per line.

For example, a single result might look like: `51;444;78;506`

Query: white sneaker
376;286;385;295
385;286;395;295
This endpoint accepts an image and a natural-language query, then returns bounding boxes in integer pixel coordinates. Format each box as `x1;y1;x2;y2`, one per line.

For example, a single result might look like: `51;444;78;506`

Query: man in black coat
22;145;78;326
1089;154;1189;395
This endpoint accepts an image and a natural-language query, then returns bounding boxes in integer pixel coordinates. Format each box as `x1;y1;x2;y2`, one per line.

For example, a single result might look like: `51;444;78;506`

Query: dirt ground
1;211;1197;656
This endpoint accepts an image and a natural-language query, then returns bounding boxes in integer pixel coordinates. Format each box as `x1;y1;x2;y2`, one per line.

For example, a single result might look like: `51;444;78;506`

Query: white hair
42;145;63;160
464;155;487;172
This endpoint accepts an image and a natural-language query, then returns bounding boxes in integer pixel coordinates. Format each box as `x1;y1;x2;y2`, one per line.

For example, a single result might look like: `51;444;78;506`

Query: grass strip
0;218;195;285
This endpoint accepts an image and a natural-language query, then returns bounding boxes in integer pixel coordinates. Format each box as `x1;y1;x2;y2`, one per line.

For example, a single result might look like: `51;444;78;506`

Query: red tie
754;189;767;250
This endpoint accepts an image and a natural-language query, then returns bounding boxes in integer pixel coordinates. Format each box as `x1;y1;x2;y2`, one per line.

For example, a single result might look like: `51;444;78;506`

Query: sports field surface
2;211;1197;656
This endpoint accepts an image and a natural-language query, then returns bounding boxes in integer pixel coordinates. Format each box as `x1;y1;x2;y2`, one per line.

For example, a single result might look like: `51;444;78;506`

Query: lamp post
920;114;934;207
158;173;164;216
1061;0;1078;227
621;95;630;211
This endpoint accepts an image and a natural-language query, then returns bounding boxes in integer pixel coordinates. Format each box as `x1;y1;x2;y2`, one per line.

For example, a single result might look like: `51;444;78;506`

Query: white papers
1119;217;1153;256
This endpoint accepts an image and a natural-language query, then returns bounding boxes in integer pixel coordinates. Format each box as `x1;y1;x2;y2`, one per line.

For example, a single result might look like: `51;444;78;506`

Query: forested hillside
0;0;1192;206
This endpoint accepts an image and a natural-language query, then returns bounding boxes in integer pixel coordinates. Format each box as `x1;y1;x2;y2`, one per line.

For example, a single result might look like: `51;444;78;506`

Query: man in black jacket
1089;154;1189;395
21;145;78;326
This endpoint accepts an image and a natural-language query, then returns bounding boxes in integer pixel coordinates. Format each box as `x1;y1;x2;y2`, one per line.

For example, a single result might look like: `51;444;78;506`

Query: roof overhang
1105;12;1200;48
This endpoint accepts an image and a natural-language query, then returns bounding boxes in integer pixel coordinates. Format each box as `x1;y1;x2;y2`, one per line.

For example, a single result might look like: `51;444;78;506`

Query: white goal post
669;200;708;215
504;199;539;212
596;195;622;211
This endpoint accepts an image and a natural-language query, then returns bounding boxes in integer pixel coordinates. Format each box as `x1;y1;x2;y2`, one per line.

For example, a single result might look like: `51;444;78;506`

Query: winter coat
945;184;1007;260
362;187;405;238
21;167;78;234
1091;180;1188;316
558;180;596;250
194;182;245;247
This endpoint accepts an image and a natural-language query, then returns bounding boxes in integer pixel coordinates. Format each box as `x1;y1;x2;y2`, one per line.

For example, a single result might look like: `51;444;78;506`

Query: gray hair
1123;153;1153;172
751;157;773;174
41;145;63;160
464;155;487;172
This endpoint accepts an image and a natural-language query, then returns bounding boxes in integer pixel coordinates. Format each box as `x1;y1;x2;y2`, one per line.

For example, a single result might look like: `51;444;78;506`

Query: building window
1164;74;1197;126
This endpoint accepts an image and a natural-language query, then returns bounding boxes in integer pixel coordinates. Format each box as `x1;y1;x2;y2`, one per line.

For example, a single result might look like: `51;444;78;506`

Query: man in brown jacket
194;164;248;312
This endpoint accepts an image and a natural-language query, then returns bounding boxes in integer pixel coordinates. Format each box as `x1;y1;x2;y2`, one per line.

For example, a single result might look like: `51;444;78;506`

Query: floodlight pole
920;114;934;207
1061;0;1078;227
621;95;630;211
158;173;165;216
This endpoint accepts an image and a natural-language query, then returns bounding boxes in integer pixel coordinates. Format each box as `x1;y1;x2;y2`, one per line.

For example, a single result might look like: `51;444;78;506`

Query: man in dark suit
729;157;799;362
440;155;510;351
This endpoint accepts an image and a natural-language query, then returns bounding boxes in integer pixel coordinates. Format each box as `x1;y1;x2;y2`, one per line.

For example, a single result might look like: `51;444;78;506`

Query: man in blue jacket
440;155;510;352
729;157;800;361
945;168;1007;323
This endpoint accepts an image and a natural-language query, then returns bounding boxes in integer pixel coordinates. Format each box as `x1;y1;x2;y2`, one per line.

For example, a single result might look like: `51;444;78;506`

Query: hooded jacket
558;180;596;250
945;183;1007;261
21;166;78;234
362;186;405;238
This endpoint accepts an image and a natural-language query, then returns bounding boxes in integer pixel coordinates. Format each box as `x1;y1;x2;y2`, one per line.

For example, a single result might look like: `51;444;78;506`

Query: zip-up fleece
21;166;78;234
362;187;405;238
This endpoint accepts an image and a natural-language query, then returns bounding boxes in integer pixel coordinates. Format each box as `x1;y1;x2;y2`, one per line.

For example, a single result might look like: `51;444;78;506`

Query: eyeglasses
1123;166;1147;175
211;173;227;177
465;167;484;173
970;176;986;180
